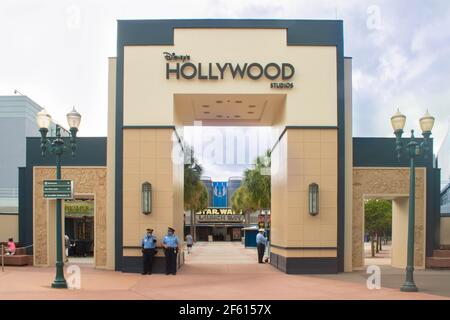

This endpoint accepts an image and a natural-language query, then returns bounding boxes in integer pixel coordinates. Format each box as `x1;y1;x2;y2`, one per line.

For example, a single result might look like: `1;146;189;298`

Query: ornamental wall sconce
142;182;152;214
308;183;319;216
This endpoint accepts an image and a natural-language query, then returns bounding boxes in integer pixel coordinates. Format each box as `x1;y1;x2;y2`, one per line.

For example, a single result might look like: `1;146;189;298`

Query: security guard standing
256;228;267;263
162;227;179;275
141;228;157;275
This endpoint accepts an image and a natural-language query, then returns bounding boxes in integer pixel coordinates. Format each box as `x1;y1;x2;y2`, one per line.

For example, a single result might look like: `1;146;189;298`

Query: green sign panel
43;180;74;199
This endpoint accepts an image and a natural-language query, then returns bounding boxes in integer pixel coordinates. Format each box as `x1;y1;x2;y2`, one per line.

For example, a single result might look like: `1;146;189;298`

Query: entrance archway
353;167;426;270
174;94;284;266
113;20;346;274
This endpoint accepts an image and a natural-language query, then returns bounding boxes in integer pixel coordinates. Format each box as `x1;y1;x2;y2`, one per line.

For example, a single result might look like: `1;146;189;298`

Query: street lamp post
390;109;435;292
36;107;81;289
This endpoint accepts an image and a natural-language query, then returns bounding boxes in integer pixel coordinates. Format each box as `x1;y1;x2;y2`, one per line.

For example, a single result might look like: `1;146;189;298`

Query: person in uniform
162;227;179;275
141;228;157;275
256;228;267;263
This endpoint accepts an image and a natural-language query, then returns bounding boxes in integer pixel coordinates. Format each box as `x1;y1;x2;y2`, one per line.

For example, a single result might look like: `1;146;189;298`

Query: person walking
256;228;267;263
162;227;179;275
64;234;70;262
185;234;193;254
141;228;157;275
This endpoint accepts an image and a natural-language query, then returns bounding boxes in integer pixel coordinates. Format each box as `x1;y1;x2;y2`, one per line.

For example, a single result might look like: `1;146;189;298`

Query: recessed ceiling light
217;115;223;118
249;105;256;108
234;115;241;118
203;111;210;114
235;100;242;103
202;105;210;108
248;111;254;114
216;100;223;104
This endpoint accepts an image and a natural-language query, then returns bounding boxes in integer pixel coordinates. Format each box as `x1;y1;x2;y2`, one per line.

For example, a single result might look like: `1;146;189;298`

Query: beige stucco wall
123;28;337;127
106;57;116;270
0;215;18;242
33;167;107;267
352;168;426;270
270;129;287;247
441;217;450;245
271;247;337;258
391;197;409;268
344;57;353;272
122;128;184;258
271;128;338;256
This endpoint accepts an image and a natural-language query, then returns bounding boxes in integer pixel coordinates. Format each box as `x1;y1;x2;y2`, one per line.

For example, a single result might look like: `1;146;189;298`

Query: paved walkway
0;242;449;300
184;241;258;264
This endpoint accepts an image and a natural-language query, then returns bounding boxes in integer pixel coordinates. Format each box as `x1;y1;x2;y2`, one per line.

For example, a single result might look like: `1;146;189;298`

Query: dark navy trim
270;252;338;274
353;137;433;168
122;256;168;274
429;168;441;255
117;19;343;46
0;213;19;216
18;167;26;246
336;29;345;273
115;19;345;273
271;244;337;250
115;23;124;271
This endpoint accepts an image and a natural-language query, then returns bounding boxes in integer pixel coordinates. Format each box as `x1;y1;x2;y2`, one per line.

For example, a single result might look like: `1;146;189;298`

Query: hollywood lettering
166;61;295;81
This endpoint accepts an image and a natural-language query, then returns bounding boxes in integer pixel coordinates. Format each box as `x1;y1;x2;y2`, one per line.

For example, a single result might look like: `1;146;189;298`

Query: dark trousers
164;248;177;274
142;248;155;274
257;243;265;263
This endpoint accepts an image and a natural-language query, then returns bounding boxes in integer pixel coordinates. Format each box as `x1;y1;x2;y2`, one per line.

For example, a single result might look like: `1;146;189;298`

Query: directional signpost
43;180;74;199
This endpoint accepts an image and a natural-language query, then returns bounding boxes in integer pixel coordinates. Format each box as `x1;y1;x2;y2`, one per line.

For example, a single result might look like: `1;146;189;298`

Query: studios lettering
164;52;294;89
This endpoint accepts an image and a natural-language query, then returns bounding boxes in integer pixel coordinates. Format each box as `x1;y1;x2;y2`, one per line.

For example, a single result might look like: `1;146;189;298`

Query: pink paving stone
0;242;448;300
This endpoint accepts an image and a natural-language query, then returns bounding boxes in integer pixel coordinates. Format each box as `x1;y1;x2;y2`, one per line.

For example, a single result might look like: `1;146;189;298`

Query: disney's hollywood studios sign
164;52;295;89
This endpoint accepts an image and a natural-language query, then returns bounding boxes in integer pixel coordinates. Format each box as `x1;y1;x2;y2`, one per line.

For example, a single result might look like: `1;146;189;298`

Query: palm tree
231;149;271;217
184;145;208;241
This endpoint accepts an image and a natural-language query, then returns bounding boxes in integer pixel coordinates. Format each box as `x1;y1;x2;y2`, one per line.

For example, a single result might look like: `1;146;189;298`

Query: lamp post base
52;261;67;289
400;282;418;292
51;280;68;289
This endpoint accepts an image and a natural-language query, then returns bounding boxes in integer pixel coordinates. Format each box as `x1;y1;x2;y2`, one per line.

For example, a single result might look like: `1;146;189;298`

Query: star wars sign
195;208;244;223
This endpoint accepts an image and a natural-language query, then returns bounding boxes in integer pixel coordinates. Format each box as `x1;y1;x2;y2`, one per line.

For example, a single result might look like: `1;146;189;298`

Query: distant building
212;181;227;207
200;176;213;207
437;124;450;191
441;184;450;215
227;177;242;207
188;176;244;241
0;95;65;241
437;123;450;214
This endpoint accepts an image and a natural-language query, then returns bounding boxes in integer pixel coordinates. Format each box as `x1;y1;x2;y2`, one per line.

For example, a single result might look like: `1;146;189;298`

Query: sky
1;0;449;180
